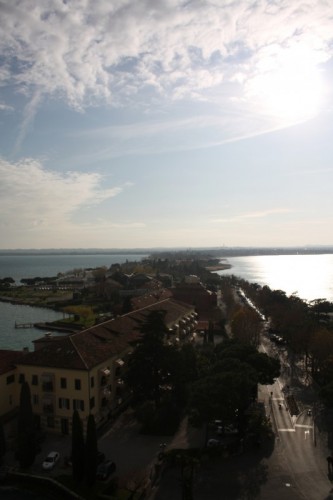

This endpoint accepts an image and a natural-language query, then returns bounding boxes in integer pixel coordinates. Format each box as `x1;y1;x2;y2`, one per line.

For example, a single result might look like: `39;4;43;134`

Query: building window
6;374;15;385
32;375;38;386
33;394;39;405
18;374;25;384
75;379;81;390
60;377;67;389
89;397;95;410
73;399;84;411
47;417;55;428
90;376;94;388
59;398;70;410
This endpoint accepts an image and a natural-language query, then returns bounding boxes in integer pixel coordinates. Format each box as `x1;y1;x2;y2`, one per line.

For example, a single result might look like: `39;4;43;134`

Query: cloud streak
212;208;293;224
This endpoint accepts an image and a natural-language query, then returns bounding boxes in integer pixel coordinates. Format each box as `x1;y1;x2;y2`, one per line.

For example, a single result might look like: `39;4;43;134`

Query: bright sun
246;48;325;125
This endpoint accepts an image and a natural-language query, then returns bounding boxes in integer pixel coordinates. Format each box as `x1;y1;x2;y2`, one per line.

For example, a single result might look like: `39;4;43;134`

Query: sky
1;0;333;250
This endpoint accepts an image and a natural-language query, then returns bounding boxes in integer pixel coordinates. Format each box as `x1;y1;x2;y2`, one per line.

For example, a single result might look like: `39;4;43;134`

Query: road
259;376;332;500
151;317;333;499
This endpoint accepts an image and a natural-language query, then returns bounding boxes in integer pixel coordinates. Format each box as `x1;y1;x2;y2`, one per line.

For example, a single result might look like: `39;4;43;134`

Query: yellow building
7;298;196;437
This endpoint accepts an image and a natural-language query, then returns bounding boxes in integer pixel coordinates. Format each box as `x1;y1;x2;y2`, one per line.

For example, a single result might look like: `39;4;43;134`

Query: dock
14;322;35;329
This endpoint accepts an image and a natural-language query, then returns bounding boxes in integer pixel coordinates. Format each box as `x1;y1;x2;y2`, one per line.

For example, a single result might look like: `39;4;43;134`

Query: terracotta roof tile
0;350;25;375
17;298;194;371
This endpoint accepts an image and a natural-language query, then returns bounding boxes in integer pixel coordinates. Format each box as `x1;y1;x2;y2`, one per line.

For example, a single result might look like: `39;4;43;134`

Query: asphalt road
150;327;333;500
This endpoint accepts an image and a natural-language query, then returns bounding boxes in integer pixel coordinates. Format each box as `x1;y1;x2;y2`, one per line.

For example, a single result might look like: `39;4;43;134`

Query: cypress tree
17;381;36;468
85;414;98;487
71;410;85;482
0;420;6;465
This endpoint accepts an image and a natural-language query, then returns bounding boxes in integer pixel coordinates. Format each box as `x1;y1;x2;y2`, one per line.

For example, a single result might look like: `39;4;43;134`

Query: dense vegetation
125;309;279;443
16;381;39;469
227;276;333;407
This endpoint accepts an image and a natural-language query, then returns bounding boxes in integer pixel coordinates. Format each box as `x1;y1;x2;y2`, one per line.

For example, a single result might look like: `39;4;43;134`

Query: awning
116;359;124;366
101;368;111;376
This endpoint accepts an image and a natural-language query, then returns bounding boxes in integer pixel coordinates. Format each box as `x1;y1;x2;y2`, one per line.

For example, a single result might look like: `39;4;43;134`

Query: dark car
96;460;116;481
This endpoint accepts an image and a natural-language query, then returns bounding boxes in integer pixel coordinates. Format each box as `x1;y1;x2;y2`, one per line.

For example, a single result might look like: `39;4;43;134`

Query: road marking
278;428;296;432
304;430;310;439
295;424;312;429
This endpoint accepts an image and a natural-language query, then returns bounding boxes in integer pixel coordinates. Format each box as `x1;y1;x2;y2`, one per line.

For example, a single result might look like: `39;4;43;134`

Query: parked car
96;460;116;480
42;451;60;471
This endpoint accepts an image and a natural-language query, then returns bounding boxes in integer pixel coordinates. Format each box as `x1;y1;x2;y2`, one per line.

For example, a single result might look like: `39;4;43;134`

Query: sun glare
246;48;325;125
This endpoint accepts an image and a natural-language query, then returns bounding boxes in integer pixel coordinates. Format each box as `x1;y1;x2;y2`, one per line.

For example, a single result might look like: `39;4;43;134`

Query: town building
0;298;197;442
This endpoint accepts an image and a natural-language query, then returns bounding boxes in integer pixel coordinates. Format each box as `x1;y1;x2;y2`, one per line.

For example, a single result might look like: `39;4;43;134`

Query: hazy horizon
1;245;333;255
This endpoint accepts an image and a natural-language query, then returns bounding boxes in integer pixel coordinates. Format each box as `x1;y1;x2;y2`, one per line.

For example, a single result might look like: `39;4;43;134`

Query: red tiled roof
131;289;173;310
17;298;194;371
0;350;25;375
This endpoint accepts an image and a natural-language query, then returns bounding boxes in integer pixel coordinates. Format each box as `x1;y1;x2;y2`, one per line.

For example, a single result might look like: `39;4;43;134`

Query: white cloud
0;0;332;114
0;102;14;112
0;157;141;247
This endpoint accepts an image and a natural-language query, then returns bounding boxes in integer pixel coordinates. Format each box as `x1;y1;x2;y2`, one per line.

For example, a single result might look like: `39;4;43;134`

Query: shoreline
0;295;55;308
205;264;231;271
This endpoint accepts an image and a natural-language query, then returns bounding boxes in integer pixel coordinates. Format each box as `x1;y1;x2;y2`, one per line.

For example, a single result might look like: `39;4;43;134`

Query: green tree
189;367;257;428
17;381;37;468
0;420;6;465
319;381;333;408
71;410;85;482
189;340;280;430
85;414;98;487
231;308;261;346
125;310;174;406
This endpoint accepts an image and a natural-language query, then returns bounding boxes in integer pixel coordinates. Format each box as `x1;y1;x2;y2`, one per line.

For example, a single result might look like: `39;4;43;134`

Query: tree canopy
189;339;280;428
125;310;180;406
17;381;37;469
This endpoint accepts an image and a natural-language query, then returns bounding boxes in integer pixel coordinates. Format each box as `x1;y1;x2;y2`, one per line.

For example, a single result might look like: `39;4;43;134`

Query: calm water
1;252;333;350
217;254;333;303
0;253;147;350
0;253;147;282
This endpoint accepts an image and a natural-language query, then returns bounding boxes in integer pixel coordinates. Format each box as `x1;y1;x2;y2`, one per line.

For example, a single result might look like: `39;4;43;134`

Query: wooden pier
15;322;34;329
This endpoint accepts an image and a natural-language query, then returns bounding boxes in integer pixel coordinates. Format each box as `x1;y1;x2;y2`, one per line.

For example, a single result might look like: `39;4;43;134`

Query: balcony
100;367;111;387
41;373;55;392
101;384;112;399
42;381;54;392
42;395;55;414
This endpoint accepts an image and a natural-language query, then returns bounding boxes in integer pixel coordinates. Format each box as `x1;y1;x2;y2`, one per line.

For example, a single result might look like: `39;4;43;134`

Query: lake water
216;253;333;303
1;252;333;351
0;253;147;350
0;253;148;282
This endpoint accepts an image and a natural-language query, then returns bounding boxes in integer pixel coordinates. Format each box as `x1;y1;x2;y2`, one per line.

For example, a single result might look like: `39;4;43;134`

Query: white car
42;451;60;471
